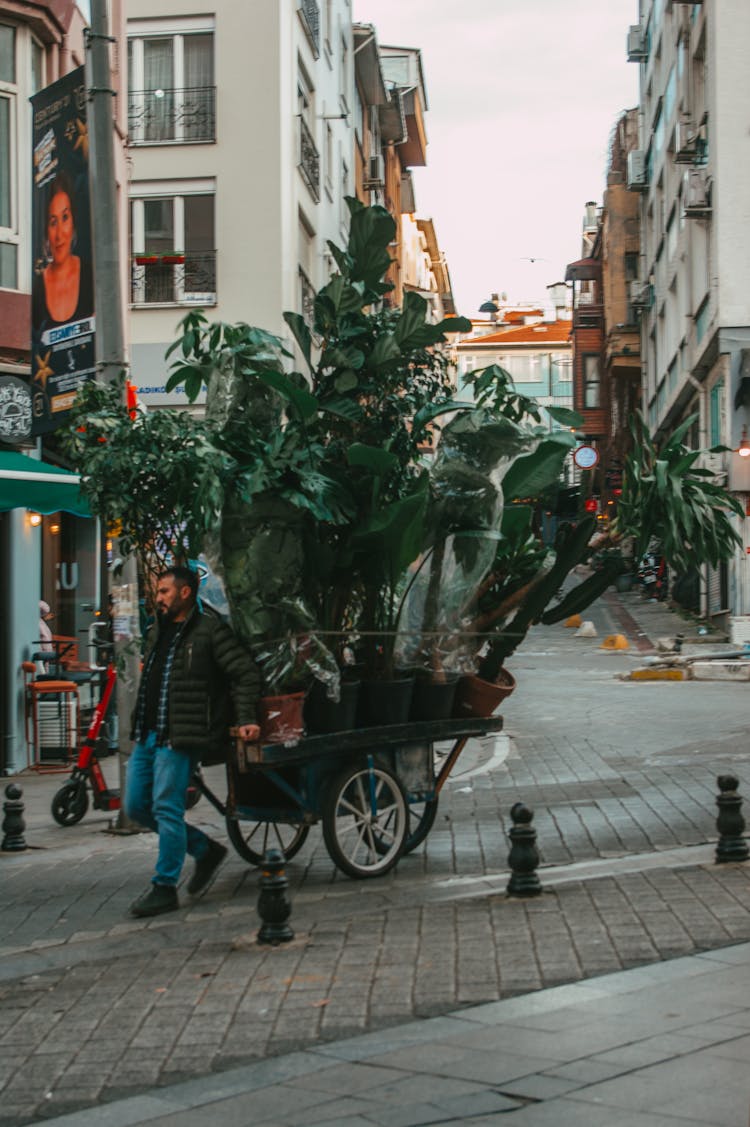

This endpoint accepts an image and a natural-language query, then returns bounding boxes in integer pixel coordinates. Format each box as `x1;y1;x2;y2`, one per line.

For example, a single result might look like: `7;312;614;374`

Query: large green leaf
547;405;584;428
346;443;399;474
345;198;396;294
282;312;312;370
501;439;570;501
411;400;475;435
368;333;401;369
255;369;318;420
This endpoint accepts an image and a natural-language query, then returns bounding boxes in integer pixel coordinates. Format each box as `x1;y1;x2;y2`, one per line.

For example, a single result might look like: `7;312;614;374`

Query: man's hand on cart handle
237;723;261;742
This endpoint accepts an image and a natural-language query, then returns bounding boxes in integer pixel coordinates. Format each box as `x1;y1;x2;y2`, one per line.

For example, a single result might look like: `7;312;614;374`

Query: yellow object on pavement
564;614;583;628
630;668;686;681
600;634;629;651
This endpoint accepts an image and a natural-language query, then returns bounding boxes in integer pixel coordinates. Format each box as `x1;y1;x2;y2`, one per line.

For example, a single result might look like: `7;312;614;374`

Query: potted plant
160;251;185;265
134;253;159;266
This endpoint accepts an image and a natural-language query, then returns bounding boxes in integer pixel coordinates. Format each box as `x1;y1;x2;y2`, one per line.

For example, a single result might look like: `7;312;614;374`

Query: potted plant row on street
63;200;746;744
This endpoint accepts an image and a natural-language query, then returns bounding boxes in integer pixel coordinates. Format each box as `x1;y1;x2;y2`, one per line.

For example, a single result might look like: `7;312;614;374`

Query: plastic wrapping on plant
398;411;539;678
254;626;340;701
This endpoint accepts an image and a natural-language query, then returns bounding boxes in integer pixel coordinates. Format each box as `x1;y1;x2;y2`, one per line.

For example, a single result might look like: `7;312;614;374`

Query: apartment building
627;0;750;625
565;112;642;516
0;0;127;773
454;310;574;412
127;0;355;408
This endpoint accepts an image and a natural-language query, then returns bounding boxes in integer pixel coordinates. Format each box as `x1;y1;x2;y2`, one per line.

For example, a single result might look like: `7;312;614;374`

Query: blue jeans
124;732;208;887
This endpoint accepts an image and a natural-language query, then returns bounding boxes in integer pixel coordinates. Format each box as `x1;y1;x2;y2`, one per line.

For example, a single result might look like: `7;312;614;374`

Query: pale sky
352;0;639;319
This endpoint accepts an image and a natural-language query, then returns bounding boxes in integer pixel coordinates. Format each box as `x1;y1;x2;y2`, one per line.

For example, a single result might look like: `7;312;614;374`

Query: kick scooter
51;629;200;826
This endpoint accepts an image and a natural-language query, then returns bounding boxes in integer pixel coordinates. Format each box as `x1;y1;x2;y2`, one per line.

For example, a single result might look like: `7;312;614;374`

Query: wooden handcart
196;717;504;879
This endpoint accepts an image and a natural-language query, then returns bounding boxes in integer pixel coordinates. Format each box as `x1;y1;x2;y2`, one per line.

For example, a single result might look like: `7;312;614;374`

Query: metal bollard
257;848;294;944
715;775;749;863
2;783;27;852
506;802;542;897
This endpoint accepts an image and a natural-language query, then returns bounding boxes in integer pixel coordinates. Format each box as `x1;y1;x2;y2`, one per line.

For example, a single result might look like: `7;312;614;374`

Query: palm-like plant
612;411;743;570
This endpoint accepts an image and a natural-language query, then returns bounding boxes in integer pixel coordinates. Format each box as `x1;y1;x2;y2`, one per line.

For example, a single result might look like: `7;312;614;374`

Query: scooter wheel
51;781;89;826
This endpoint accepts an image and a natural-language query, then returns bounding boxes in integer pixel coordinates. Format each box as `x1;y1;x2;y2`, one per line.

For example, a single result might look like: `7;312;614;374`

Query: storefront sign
29;67;96;435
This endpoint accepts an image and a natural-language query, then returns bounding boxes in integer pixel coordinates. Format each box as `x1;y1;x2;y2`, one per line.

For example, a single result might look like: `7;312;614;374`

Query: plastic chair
21;661;80;772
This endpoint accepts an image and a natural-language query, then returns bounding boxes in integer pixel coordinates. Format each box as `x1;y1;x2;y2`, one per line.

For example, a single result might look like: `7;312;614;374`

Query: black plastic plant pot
358;676;414;728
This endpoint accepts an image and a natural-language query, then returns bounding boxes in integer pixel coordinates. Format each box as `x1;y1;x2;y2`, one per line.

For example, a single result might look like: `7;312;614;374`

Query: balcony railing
298;0;320;57
128;87;216;144
298;116;320;202
131;251;217;306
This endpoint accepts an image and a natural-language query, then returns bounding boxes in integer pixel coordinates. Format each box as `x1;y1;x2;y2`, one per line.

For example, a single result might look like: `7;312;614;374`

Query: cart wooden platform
196;716;504;879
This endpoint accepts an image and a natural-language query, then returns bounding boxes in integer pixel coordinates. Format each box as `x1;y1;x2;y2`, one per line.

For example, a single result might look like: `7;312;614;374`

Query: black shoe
130;883;179;918
187;839;228;897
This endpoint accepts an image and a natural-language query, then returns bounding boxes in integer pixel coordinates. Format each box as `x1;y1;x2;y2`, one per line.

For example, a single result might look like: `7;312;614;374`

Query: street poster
30;66;96;435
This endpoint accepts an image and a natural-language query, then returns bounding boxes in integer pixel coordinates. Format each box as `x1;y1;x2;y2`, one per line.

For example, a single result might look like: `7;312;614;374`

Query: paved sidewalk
2;590;750;1124
38;941;750;1127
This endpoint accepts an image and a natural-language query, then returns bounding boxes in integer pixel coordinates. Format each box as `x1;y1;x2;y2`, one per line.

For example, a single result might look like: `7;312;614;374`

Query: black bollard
2;783;27;852
257;848;294;944
506;802;542;897
715;775;749;863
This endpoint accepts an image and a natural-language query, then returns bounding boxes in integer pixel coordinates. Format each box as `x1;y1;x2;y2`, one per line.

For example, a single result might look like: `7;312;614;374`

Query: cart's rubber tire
51;781;89;827
225;817;309;866
403;797;439;854
322;759;408;879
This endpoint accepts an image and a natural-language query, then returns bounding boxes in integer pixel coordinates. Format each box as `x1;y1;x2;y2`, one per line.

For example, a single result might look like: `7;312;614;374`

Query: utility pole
85;0;140;830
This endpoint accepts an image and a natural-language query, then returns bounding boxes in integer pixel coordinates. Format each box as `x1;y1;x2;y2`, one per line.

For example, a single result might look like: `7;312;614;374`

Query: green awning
0;450;90;516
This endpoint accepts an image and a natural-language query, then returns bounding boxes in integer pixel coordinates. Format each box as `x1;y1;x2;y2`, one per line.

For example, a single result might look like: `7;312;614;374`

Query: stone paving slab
2;858;750;1123
33;945;750;1127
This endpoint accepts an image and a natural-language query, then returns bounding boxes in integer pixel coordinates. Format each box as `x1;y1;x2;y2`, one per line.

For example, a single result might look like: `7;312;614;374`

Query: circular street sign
573;444;599;470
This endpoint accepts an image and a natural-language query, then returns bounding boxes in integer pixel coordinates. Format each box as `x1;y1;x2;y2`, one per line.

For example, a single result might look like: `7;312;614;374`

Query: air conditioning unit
627;149;648;192
630;281;652;310
365;153;385;187
673;117;699;163
683;168;711;216
627;25;648;62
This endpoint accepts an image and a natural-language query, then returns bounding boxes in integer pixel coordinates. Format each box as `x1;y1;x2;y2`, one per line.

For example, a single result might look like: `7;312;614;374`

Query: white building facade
126;0;355;407
628;0;750;626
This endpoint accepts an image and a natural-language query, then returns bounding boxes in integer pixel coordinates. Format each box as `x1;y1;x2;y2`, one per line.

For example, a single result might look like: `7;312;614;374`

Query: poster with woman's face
30;67;96;436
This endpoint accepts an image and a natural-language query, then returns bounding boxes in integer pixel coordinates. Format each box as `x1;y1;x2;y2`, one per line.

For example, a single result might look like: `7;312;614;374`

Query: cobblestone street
3;589;750;1124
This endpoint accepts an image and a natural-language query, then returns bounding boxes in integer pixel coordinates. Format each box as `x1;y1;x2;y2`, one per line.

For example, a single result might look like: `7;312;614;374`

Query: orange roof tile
459;320;572;345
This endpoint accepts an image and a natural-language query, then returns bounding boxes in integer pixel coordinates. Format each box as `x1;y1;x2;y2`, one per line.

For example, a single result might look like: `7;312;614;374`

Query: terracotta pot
410;673;459;722
452;668;516;719
258;691;306;744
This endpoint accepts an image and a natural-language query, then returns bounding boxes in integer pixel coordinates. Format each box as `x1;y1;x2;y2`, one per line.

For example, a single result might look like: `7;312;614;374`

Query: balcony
298;116;320;202
298;0;320;58
128;87;216;145
573;302;604;329
131;251;217;306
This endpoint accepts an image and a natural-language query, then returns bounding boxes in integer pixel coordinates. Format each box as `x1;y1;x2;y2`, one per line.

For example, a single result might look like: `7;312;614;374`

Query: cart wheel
403;797;439;854
322;759;408;879
51;780;89;827
225;817;309;866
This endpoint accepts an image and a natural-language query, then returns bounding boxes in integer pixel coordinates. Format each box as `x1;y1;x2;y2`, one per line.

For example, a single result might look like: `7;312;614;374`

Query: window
583;355;601;408
709;378;724;446
127;21;215;144
298;66;319;202
695;296;710;344
130;186;215;305
1;23;43;290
